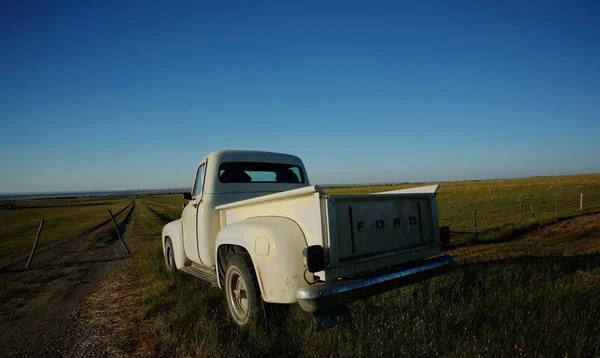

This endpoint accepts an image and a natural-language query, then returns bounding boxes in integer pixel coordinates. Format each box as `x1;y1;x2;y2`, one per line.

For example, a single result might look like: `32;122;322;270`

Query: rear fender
215;216;309;304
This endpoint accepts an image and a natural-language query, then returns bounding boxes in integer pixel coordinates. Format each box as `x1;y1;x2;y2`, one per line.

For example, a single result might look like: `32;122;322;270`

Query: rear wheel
164;237;176;272
225;253;263;326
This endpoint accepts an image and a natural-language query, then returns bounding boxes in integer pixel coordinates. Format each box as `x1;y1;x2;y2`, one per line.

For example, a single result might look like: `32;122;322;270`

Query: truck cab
162;150;452;329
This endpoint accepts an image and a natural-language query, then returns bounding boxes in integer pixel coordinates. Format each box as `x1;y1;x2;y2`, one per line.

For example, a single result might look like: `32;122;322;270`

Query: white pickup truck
162;150;452;329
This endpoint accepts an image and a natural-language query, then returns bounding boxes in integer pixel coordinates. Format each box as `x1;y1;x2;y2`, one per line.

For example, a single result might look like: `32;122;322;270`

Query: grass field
116;174;600;357
2;174;599;356
0;197;131;262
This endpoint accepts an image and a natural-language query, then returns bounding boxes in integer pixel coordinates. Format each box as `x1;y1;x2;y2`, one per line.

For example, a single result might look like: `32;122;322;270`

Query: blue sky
1;1;599;193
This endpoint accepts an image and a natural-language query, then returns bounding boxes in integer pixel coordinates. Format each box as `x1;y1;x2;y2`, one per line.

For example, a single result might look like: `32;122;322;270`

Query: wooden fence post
108;210;131;256
519;199;522;223
530;203;536;221
580;193;583;211
26;219;45;269
555;199;558;219
472;210;477;243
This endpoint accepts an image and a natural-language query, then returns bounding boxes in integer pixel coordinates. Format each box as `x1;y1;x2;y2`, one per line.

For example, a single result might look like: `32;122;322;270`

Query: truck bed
216;185;442;281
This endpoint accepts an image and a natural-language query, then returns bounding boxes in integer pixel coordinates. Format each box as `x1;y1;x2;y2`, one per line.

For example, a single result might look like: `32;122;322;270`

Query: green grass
0;196;131;261
121;174;600;357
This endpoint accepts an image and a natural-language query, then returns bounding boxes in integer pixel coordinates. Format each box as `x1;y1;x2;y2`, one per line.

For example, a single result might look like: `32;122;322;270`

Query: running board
180;265;218;287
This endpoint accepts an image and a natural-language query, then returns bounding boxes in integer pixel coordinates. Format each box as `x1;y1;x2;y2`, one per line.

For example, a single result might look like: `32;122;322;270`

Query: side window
192;164;205;198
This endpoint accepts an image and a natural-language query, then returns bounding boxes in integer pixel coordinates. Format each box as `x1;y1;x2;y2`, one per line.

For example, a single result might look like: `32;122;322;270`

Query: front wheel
225;253;263;326
164;237;176;272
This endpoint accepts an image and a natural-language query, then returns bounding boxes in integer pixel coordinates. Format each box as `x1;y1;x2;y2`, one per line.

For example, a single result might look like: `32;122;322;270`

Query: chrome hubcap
229;270;248;320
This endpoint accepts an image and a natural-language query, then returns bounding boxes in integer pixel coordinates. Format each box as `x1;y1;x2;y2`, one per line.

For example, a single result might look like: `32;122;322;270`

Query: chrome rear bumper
296;254;453;312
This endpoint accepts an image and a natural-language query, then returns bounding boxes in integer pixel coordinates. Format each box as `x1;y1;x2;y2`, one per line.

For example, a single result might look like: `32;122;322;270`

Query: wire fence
439;191;600;245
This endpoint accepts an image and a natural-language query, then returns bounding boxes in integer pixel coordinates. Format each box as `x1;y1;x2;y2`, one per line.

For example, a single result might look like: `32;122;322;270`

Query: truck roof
200;150;309;194
202;150;302;164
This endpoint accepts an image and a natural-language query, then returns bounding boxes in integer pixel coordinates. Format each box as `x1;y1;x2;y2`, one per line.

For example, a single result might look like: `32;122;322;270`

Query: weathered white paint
215;216;309;303
162;150;443;305
219;188;325;248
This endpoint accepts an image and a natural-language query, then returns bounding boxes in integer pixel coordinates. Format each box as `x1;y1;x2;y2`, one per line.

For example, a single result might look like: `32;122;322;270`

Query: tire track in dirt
71;200;170;357
0;202;136;357
0;201;134;271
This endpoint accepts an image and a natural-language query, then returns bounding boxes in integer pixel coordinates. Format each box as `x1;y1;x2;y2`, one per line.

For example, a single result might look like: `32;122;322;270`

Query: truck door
181;162;206;264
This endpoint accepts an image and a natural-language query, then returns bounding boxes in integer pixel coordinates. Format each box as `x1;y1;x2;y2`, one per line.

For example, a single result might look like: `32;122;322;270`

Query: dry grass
118;174;600;357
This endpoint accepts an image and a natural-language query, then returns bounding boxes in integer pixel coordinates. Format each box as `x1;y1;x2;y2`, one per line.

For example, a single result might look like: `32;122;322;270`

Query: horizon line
1;172;598;197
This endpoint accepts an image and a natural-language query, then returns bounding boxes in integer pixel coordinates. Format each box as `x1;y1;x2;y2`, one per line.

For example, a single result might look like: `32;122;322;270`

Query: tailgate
324;193;441;279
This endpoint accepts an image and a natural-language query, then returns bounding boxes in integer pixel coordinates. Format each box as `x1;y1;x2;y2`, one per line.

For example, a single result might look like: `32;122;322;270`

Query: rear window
219;162;305;183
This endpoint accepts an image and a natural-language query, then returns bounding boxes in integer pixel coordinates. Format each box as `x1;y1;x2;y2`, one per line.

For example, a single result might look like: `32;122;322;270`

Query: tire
164;237;177;272
225;253;263;327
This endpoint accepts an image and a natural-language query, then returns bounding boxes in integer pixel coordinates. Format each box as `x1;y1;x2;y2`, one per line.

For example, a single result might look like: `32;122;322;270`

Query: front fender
162;219;186;269
216;216;310;304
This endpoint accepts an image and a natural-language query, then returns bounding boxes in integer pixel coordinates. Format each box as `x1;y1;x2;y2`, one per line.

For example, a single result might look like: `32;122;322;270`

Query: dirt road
0;203;135;357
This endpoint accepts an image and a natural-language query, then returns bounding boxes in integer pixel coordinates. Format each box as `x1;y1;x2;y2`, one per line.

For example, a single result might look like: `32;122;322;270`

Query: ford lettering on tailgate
333;197;436;261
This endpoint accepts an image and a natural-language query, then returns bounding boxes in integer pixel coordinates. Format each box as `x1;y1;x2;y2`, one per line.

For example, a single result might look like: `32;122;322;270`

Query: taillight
303;245;325;273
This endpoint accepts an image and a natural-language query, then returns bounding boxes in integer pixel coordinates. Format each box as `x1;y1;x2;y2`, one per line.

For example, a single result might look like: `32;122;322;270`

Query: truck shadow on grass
338;252;600;357
319;211;600;356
